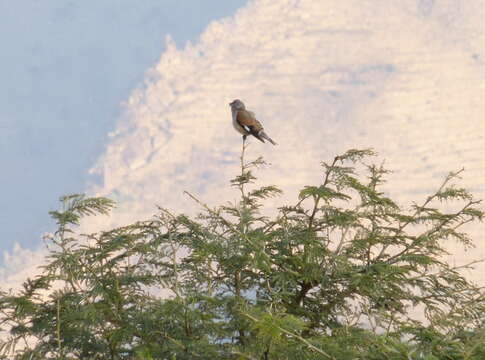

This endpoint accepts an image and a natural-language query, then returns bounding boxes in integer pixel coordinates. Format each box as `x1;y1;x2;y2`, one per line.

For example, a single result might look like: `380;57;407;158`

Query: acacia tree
0;147;484;359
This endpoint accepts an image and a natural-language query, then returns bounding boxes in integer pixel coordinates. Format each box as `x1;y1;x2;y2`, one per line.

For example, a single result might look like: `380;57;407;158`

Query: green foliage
0;147;484;359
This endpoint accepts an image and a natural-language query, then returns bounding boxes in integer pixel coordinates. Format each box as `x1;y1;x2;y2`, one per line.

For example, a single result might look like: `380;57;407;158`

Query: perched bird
229;99;277;145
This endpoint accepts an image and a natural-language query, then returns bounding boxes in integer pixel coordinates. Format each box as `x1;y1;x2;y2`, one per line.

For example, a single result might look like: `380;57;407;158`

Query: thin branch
56;297;62;357
308;156;339;230
242;313;336;359
386;200;478;265
240;137;248;201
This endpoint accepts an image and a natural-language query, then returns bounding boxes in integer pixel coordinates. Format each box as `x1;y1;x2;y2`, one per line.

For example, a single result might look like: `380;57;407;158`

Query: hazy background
1;0;484;288
0;0;247;255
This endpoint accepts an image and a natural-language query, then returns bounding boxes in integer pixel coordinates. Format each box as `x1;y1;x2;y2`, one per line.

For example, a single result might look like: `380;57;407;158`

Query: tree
0;146;483;359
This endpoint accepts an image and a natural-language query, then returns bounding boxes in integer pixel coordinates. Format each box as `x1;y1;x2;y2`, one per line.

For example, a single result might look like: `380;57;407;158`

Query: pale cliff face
3;0;485;288
87;0;485;278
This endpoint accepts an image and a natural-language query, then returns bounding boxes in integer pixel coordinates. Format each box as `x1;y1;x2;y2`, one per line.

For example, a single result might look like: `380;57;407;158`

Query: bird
229;99;277;145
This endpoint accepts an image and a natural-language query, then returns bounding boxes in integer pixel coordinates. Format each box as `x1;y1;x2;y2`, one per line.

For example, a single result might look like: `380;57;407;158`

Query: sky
0;0;247;255
1;0;485;288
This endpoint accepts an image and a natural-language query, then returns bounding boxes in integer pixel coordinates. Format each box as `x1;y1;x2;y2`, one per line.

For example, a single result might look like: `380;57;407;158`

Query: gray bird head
229;99;245;110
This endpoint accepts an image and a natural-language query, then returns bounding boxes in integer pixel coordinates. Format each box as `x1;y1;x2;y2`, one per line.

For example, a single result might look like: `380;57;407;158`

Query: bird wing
236;110;264;132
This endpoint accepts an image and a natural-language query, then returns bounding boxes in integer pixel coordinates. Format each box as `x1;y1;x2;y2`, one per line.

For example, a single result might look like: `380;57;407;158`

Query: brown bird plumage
229;99;277;145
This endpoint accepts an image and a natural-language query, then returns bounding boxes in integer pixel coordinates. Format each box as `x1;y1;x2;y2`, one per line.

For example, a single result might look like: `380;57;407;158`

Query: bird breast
232;110;249;135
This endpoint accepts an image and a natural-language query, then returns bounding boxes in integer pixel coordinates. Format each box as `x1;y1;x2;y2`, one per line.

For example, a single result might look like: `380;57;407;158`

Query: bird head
229;99;245;110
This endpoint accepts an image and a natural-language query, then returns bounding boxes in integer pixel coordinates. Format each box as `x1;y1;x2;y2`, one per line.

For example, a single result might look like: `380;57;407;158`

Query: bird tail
259;131;277;145
256;136;266;143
